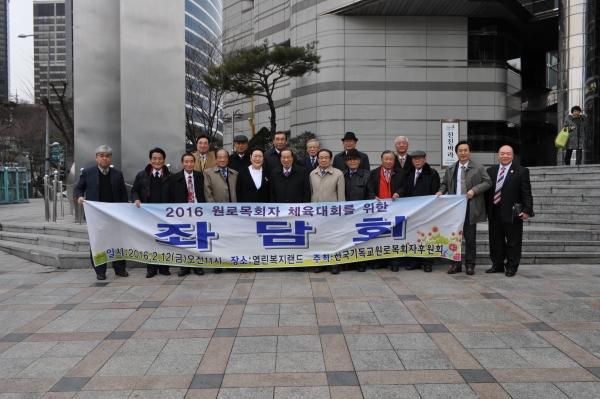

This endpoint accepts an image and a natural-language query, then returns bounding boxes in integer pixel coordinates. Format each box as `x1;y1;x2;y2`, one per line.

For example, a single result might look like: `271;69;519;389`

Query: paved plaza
1;253;600;398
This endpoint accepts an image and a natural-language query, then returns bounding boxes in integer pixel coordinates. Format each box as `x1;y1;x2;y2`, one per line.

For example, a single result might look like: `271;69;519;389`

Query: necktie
200;155;205;171
321;169;326;177
349;170;354;179
384;169;390;181
460;166;467;194
493;167;506;205
154;171;159;178
414;170;420;186
400;157;405;168
311;158;316;168
101;168;107;175
284;170;290;178
187;176;194;203
221;168;228;180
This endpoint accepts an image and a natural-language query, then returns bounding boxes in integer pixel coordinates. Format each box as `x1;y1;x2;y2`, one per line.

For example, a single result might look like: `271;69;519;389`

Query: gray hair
95;145;113;155
395;136;409;144
306;139;319;148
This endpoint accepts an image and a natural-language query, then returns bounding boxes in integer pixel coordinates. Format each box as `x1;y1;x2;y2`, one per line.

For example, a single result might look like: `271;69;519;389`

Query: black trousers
147;264;170;274
90;251;126;276
564;149;582;165
452;204;477;268
489;204;523;272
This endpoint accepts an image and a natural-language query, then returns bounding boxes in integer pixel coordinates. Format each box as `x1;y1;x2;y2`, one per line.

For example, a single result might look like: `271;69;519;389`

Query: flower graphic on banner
415;226;462;259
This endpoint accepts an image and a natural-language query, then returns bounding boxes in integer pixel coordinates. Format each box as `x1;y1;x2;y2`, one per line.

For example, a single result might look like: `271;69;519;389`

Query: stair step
0;241;90;268
531;195;600;204
533;186;600;195
536;203;600;211
477;225;600;241
0;223;89;239
534;211;600;221
518;252;600;264
476;240;599;252
525;218;600;230
0;231;90;252
529;165;600;174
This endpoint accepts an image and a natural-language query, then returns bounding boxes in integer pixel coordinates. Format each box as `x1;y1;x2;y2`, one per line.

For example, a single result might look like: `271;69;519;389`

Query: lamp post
222;109;243;150
18;32;51;177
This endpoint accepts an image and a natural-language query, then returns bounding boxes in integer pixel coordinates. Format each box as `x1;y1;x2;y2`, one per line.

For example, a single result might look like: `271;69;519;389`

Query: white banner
84;196;467;268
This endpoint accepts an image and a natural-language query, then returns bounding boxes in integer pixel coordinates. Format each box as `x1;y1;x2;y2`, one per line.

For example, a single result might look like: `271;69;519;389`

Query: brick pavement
1;252;600;398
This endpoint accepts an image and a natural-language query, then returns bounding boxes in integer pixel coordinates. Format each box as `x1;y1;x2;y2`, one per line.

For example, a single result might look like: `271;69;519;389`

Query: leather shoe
214;269;222;274
466;267;474;275
357;266;366;272
96;274;106;280
485;266;505;274
115;270;129;277
297;267;306;272
159;270;171;276
313;267;322;273
177;270;190;277
447;265;462;274
424;265;432;273
391;266;399;272
193;268;204;276
505;270;516;277
405;262;422;270
241;268;249;273
331;266;340;275
146;272;156;278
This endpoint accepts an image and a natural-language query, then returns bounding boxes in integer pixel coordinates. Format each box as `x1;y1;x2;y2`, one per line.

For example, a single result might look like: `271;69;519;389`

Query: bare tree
40;81;74;151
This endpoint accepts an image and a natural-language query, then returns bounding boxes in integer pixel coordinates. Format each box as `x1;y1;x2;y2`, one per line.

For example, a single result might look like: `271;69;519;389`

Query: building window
467;121;521;153
56;4;65;16
546;50;558;90
34;4;55;17
468;18;521;68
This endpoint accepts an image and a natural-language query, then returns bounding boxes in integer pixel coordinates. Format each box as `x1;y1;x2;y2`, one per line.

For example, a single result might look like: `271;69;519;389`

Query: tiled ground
1;253;600;398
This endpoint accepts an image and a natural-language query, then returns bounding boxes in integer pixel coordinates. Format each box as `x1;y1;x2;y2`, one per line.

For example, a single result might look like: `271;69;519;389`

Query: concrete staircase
1;165;599;268
476;164;600;264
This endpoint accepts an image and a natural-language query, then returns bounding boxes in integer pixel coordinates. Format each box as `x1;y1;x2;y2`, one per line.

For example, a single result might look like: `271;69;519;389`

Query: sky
10;0;35;103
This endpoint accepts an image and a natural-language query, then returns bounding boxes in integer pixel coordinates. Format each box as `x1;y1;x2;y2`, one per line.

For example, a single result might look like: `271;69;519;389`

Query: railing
43;171;71;223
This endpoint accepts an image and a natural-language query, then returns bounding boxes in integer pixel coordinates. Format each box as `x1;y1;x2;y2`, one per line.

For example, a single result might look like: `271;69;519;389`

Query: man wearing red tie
485;145;533;277
167;153;207;276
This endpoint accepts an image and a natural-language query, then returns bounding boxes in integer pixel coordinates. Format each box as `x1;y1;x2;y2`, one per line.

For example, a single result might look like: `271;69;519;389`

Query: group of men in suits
75;132;533;280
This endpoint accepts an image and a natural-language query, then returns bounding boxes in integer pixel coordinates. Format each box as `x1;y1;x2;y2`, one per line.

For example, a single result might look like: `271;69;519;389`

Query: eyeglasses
318;156;330;160
96;154;111;158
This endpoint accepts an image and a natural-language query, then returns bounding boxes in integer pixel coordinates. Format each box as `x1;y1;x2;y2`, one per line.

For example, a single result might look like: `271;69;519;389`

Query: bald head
498;145;514;166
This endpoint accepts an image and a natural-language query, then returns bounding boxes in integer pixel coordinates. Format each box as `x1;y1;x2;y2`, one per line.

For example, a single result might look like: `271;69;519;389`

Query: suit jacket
371;166;406;198
269;165;311;203
344;168;376;201
74;166;128;203
332;150;370;171
263;147;298;176
406;163;441;197
439;160;492;224
167;170;206;203
193;151;217;172
228;152;251;172
486;163;534;224
394;153;413;173
204;166;238;203
310;167;345;202
236;166;270;203
131;164;172;203
297;155;319;171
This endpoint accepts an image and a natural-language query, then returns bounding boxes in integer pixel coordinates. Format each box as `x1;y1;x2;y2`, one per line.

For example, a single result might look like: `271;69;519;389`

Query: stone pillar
558;0;598;164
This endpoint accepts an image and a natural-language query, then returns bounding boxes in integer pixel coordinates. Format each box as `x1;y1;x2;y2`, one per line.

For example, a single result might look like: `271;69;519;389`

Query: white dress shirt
456;161;469;194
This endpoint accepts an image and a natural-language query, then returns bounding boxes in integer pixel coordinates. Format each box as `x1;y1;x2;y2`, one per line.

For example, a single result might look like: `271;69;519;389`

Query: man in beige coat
193;135;217;172
437;140;491;276
204;149;238;203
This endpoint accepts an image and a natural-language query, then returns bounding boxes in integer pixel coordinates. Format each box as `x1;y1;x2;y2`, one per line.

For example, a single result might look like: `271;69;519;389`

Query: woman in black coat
236;148;270;203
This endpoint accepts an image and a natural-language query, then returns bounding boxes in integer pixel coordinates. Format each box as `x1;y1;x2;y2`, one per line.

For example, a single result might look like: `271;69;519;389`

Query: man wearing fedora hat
333;132;370;171
229;135;251;172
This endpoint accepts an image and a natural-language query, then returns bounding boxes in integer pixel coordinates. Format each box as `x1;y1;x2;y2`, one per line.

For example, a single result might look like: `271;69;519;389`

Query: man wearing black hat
405;150;440;273
229;135;251;172
333;132;370;171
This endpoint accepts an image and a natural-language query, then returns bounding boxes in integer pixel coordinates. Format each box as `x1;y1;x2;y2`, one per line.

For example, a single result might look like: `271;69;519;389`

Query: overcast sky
10;0;35;103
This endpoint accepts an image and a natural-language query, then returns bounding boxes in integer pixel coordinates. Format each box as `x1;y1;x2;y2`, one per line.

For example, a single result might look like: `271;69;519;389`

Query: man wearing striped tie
485;145;533;277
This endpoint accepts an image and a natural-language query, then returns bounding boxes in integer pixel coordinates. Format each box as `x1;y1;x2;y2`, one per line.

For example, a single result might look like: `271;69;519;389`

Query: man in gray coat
437;140;491;275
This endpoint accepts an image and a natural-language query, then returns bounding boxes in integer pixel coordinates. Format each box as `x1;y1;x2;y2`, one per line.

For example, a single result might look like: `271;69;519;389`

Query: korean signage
441;119;460;168
84;196;467;269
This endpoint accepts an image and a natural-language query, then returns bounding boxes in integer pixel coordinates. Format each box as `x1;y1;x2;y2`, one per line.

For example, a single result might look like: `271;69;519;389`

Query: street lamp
222;109;243;150
19;32;51;178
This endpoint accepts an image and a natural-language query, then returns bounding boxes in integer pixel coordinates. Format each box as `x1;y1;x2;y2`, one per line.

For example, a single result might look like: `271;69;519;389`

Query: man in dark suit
75;145;129;281
297;139;320;171
264;131;297;175
167;153;207;277
393;136;413;173
131;147;173;278
405;151;441;273
485;145;533;277
270;149;311;203
229;135;251;172
332;132;370;171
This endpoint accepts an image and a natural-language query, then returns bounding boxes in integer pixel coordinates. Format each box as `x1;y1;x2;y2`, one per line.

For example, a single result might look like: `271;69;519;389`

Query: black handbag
511;203;523;223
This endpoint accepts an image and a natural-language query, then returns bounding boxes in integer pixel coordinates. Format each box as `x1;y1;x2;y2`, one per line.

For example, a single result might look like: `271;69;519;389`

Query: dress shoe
424;265;432;273
214;269;222;274
193;268;204;276
159;270;171;276
505;270;516;277
447;265;462;274
115;270;129;277
146;272;156;278
178;270;190;277
241;268;249;273
96;274;106;280
371;263;382;270
297;267;306;272
405;262;422;271
466;267;474;275
391;266;399;272
331;266;340;275
313;267;322;273
485;266;505;274
357;266;366;272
